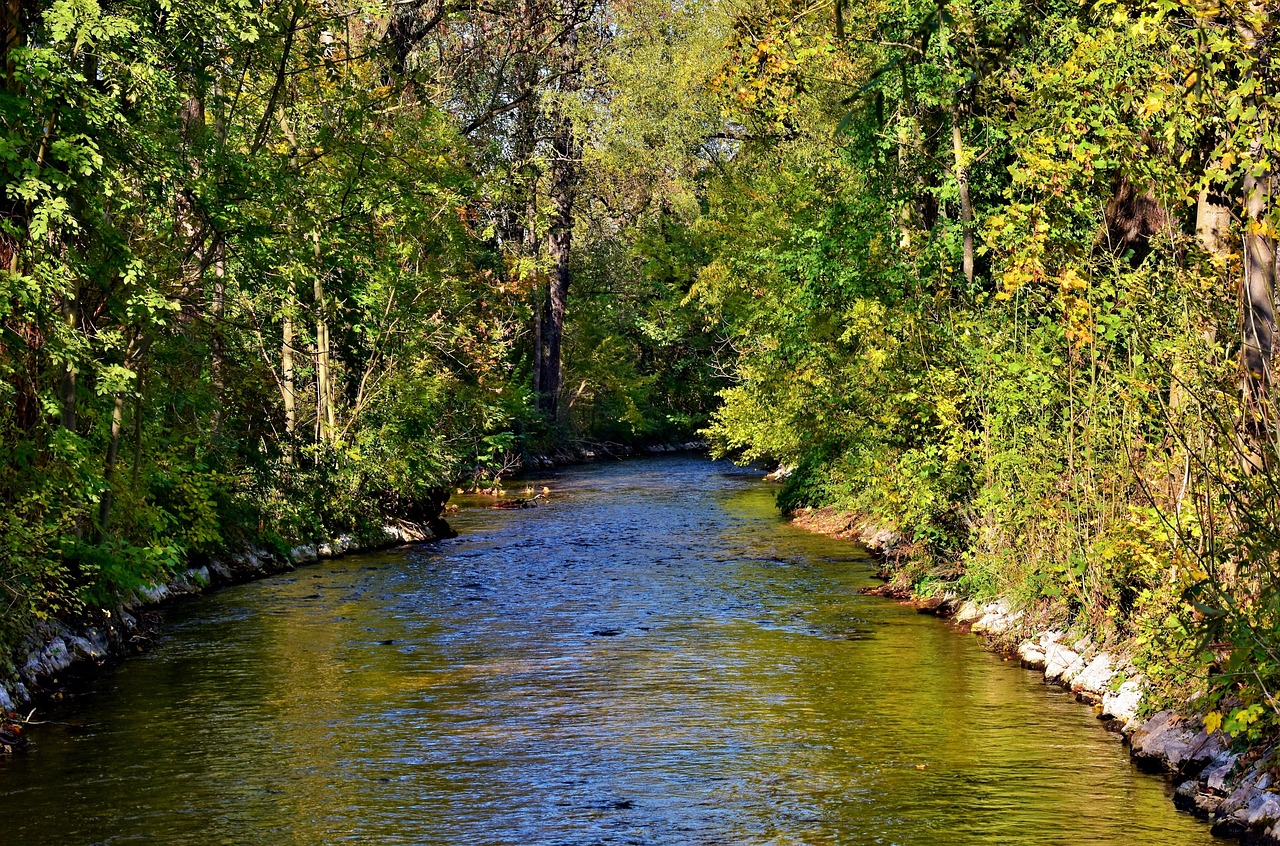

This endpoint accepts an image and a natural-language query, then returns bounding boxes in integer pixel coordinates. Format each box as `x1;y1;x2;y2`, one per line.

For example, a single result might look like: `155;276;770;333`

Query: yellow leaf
1204;711;1223;734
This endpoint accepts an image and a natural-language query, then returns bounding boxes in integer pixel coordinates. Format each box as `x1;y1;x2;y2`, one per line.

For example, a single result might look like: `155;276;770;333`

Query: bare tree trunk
97;392;125;536
2;0;20;91
278;106;303;445
131;370;145;485
951;100;974;287
313;230;336;442
536;0;581;419
283;278;297;439
1241;165;1276;456
1234;10;1276;474
538;117;576;419
211;237;226;427
512;6;544;399
1196;190;1233;257
59;281;77;432
532;289;543;396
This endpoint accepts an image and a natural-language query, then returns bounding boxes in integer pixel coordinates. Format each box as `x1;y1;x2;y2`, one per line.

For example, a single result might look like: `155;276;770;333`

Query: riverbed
0;456;1216;845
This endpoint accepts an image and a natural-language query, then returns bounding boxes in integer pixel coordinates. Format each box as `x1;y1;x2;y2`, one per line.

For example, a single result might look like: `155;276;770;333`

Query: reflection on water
0;457;1215;845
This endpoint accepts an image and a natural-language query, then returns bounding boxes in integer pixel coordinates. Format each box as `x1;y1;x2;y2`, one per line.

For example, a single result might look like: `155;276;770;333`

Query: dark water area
0;456;1217;845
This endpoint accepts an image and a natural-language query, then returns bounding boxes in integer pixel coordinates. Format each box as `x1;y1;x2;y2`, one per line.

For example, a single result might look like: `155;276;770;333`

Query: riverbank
0;454;1216;845
790;504;1280;845
1;442;706;732
0;518;452;726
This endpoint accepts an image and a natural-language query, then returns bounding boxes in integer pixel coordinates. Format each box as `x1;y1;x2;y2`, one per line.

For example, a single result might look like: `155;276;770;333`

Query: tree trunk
131;370;145;485
1234;10;1275;473
951;100;974;287
1196;190;1233;258
97;392;125;537
532;289;543;397
535;1;581;419
278;107;303;445
512;5;544;400
283;277;297;439
59;280;78;432
2;0;21;94
1241;166;1276;451
211;236;226;428
313;230;336;442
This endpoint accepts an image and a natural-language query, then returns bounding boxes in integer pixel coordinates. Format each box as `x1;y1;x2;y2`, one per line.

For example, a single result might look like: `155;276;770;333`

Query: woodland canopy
2;0;1279;739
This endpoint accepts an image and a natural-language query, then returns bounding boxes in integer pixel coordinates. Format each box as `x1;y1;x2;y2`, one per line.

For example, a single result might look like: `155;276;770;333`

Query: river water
0;456;1216;845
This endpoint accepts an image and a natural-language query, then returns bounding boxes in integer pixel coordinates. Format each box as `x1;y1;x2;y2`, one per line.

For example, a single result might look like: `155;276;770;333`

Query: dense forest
2;0;1279;744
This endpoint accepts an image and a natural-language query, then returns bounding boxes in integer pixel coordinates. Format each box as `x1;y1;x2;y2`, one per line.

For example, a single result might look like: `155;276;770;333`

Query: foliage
0;0;723;665
6;0;1280;748
684;0;1280;737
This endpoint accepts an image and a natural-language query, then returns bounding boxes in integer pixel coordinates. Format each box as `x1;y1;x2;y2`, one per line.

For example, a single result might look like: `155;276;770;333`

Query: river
0;456;1216;845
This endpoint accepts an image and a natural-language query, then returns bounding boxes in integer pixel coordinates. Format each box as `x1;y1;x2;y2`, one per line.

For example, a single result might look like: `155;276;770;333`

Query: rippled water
0;456;1215;845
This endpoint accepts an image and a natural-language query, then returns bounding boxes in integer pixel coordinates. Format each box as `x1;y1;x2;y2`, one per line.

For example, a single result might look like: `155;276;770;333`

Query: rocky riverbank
0;518;451;726
790;504;1280;845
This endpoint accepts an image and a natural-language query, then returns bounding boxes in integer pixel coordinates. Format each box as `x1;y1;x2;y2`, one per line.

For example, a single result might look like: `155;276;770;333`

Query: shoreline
790;504;1280;845
0;441;707;738
0;519;451;729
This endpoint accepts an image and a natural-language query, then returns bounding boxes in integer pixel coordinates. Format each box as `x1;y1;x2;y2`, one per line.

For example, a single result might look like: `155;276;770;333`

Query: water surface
0;456;1216;845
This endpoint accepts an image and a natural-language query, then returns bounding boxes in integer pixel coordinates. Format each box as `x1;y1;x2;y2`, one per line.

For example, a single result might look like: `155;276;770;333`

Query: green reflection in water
0;457;1217;846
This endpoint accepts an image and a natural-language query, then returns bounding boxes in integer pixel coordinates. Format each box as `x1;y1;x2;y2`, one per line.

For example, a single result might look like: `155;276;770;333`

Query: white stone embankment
929;598;1278;844
786;505;1279;846
0;521;446;719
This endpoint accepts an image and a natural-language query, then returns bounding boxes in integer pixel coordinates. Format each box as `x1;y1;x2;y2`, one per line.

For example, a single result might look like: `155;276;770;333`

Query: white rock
954;601;983;623
291;544;319;564
67;635;104;662
1204;753;1239;792
0;685;13;713
972;612;1003;634
1061;658;1089;685
1072;654;1114;695
764;464;796;482
1044;642;1084;682
137;583;171;603
317;542;334;558
25;637;72;677
1100;679;1143;725
1039;630;1065;649
1018;641;1047;669
1246;792;1280;826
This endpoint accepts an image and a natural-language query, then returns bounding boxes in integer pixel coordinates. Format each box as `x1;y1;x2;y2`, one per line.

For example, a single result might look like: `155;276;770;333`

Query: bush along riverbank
790;505;1280;845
